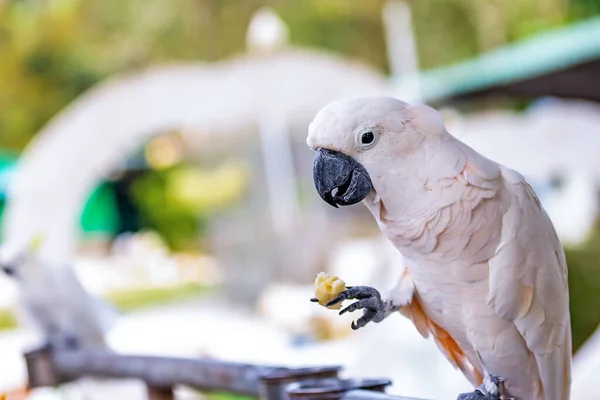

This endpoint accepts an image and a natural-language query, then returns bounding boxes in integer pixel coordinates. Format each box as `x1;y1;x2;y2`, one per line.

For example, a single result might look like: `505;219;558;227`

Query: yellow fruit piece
314;272;346;310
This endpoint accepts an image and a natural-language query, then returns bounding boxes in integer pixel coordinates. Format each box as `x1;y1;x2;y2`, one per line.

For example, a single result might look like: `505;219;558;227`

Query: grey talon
457;392;487;400
329;286;387;329
457;379;501;400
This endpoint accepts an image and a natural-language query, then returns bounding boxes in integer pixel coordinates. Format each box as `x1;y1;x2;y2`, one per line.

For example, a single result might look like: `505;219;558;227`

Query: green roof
393;17;600;102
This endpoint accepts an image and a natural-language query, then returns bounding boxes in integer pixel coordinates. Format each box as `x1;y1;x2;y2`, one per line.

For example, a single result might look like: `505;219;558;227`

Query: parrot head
307;96;446;208
1;264;15;277
0;232;47;278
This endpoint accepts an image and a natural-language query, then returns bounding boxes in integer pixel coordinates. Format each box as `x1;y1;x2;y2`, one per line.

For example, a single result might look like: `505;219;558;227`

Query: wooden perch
23;345;429;400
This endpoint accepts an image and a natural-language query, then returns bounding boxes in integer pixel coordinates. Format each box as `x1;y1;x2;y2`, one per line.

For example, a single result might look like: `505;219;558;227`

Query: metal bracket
24;346;69;388
286;377;392;399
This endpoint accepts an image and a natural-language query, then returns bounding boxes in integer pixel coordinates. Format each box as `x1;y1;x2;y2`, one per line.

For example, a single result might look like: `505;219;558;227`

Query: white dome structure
0;49;389;267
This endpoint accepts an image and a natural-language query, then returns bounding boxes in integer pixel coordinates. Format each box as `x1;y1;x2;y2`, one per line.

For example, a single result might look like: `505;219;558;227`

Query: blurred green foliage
106;282;213;311
566;231;600;351
2;0;600;150
0;282;215;332
130;168;203;251
203;393;254;400
130;161;249;250
0;308;17;330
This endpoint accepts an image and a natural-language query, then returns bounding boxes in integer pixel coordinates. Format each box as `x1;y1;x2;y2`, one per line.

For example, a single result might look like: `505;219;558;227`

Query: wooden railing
23;346;428;400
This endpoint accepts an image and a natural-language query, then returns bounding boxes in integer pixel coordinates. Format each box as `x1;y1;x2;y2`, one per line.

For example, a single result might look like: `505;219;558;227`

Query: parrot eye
357;128;379;150
361;132;375;144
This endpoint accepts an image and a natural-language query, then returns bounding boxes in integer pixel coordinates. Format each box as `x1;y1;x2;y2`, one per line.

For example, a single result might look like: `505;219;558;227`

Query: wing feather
487;168;572;400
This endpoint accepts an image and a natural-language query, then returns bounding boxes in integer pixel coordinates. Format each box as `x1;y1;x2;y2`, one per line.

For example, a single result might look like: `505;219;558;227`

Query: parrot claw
47;333;80;351
457;375;503;400
456;390;488;400
326;286;385;330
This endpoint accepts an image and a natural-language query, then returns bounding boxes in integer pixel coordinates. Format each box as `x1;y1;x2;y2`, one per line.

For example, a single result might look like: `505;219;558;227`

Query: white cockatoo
307;96;572;400
0;234;118;350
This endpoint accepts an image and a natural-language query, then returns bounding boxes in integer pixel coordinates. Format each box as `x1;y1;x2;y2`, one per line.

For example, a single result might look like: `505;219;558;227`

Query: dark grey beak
313;148;374;208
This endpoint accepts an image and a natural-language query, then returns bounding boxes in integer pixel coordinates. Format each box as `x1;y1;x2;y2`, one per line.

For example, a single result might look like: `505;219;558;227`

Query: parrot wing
487;167;572;400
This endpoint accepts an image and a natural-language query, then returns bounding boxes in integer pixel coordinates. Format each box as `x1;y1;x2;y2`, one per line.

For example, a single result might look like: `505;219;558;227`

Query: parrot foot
47;333;80;351
325;286;386;330
456;390;489;400
457;375;503;400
